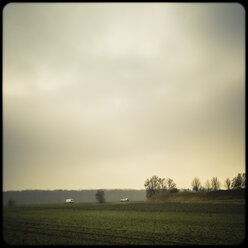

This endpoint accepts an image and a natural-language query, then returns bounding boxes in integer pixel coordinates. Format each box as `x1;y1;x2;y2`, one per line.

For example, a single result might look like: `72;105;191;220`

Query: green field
3;201;245;245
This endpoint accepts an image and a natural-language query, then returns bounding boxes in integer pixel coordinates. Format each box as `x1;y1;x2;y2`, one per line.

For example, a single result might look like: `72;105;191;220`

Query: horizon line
3;188;148;192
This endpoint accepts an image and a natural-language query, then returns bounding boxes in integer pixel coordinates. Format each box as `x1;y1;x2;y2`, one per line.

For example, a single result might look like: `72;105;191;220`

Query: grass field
3;200;245;245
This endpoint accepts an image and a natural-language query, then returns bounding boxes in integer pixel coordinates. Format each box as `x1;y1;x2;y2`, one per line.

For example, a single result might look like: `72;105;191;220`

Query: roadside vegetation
144;173;246;202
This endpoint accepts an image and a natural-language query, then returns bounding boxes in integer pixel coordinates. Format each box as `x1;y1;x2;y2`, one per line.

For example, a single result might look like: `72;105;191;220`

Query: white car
120;198;129;202
65;198;74;203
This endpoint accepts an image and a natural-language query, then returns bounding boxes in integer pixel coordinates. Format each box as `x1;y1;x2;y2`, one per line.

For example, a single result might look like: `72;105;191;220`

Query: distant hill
3;189;146;205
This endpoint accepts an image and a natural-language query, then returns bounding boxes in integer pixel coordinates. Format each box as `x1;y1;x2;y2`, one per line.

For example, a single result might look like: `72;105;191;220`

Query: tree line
144;173;246;199
191;173;246;192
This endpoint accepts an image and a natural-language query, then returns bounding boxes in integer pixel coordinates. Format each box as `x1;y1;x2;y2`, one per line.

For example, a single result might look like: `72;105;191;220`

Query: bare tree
231;173;243;189
224;178;231;190
166;178;176;191
144;175;167;198
205;179;211;192
157;177;167;192
95;190;105;203
241;173;246;188
191;177;201;192
211;177;221;191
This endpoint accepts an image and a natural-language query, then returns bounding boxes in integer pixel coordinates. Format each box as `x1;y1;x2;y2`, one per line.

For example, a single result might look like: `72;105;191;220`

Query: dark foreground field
3;200;245;245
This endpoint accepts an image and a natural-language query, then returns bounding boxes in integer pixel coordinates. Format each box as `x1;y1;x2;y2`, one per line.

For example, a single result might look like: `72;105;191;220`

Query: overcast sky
3;3;245;191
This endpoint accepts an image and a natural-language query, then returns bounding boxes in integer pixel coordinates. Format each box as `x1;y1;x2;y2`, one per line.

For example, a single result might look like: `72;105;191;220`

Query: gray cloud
3;3;245;190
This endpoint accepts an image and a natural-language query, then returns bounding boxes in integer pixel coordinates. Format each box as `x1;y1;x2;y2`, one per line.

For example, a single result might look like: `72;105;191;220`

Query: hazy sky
3;3;245;191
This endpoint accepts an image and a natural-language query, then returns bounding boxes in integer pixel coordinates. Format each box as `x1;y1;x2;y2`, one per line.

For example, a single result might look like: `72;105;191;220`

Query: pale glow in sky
3;3;245;191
